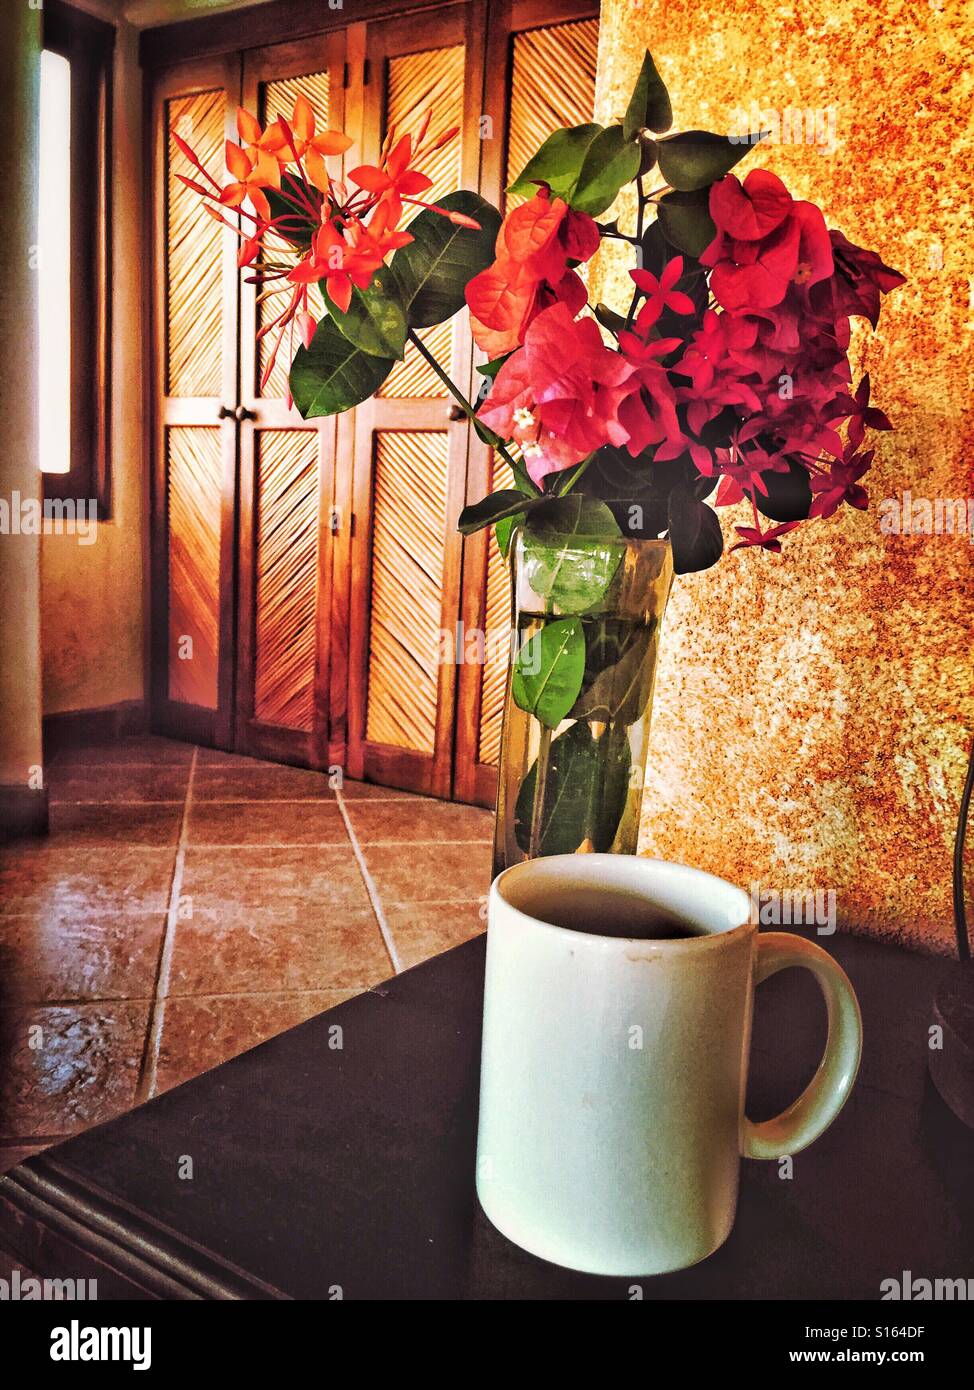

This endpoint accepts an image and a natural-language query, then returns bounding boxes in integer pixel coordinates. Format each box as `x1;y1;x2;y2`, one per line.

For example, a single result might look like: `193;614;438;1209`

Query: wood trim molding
139;0;460;69
0;1157;288;1301
43;700;149;756
0;787;49;841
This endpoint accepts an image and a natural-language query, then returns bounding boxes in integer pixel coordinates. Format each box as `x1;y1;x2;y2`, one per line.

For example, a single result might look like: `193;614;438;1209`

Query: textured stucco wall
592;1;974;952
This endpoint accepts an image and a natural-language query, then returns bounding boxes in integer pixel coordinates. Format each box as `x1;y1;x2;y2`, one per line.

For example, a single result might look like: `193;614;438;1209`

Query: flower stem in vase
527;723;553;860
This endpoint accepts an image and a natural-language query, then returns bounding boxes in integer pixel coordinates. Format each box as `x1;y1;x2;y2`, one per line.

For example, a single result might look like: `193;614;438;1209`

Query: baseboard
43;700;148;756
0;784;49;841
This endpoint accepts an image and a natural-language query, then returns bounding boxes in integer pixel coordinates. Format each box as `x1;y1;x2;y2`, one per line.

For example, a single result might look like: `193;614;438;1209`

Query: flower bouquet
175;51;905;872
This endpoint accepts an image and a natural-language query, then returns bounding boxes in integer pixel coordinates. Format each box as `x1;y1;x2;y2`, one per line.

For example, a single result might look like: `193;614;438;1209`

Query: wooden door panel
505;16;599;203
256;61;333;400
166;426;222;709
165;88;227;397
378;321;452;400
146;4;597;792
386;43;466;227
365;429;450;754
453;4;599;806
150;57;240;748
476;454;516;768
253;429;320;732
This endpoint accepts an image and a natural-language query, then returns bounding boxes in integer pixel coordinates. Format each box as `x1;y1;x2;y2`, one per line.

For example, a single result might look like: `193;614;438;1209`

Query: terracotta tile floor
0;736;491;1172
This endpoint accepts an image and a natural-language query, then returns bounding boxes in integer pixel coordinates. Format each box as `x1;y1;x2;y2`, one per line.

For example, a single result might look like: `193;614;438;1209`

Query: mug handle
742;933;863;1160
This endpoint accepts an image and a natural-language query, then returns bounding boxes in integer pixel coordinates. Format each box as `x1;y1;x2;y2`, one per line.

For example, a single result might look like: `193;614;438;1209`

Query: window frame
41;0;115;515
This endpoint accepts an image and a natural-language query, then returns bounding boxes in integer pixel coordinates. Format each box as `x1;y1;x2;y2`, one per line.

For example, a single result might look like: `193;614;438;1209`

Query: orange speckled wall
592;0;974;951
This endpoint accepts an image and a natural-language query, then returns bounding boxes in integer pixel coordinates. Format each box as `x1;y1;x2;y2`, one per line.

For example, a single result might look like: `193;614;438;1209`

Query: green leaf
512;617;586;729
494;515;516;558
507;123;603;203
569;620;655;725
389;191;501;328
656;188;717;257
476;354;511;379
639;219;669;278
572;126;642;216
755;459;813;522
525;497;622;611
514;721;599;856
594;302;628;336
667;488;724;574
657;129;770;192
513;720;631;856
590;723;633;853
457;489;538;537
327;268;407;359
521;496;623;614
637;134;660;176
289;316;393;418
529;494;622;540
551;456;595;497
623;50;673;139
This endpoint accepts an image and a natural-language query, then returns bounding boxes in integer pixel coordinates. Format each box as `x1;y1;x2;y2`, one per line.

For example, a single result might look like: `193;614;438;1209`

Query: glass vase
492;529;673;877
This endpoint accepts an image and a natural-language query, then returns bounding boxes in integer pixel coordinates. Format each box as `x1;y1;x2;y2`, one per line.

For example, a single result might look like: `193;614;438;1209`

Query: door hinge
362;59;371;87
343;61;350;89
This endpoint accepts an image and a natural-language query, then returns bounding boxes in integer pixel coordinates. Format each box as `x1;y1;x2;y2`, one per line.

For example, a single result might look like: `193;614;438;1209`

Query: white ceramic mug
476;855;862;1276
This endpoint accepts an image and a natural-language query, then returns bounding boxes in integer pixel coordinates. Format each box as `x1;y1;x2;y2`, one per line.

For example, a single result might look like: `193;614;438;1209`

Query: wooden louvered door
234;34;347;768
344;6;484;797
150;57;241;746
453;0;600;805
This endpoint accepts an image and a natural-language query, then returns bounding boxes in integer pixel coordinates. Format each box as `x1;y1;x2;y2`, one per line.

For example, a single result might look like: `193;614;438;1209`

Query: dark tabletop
1;930;972;1299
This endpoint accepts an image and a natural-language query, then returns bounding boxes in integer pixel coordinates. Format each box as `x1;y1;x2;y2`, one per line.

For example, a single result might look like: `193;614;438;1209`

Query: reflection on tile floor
0;737;491;1155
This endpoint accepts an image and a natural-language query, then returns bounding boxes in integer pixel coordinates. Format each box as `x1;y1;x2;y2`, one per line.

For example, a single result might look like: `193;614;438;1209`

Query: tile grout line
135;746;198;1104
335;786;403;975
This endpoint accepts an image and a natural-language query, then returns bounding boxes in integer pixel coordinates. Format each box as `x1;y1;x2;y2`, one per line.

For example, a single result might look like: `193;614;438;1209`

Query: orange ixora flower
287;219;383;313
218;139;281;224
172;101;475;403
348;112;476;227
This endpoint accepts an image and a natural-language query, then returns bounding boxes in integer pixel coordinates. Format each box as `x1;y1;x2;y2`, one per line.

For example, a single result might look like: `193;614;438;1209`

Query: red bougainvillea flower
478;303;633;483
730;520;802;553
709;423;789;506
829;373;893;450
669;310;762;471
615;329;684;457
808;444;874;519
829;230;906;328
630;256;696;331
465;190;600;357
701;169;833;311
